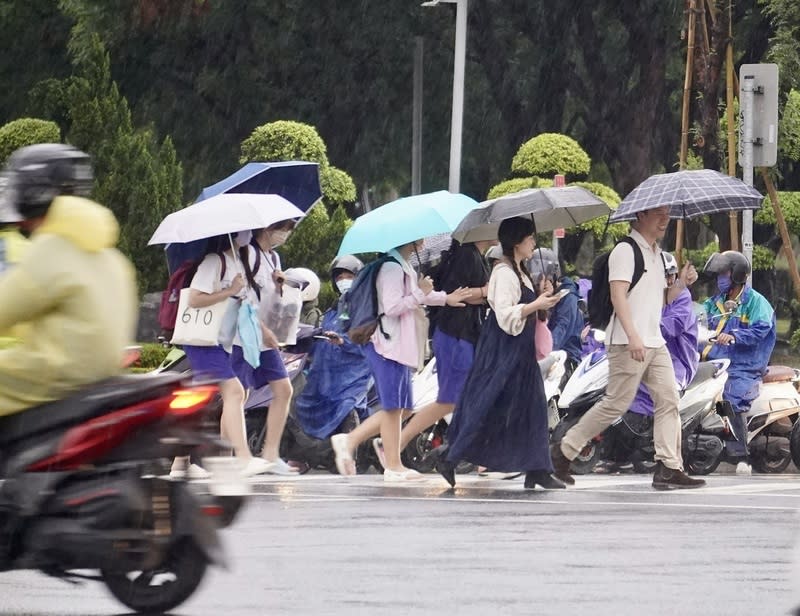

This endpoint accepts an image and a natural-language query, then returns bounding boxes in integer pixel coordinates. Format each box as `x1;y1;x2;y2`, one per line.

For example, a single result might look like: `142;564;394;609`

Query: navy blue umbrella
166;161;322;272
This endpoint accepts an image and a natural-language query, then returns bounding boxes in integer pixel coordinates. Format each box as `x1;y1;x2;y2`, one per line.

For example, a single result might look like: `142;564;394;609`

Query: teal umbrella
337;191;478;256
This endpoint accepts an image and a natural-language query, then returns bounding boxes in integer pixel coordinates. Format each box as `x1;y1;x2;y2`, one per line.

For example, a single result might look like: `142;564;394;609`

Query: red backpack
158;253;227;337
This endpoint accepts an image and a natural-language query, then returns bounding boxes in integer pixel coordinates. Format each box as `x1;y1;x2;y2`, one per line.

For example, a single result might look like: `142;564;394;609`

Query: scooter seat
762;365;796;384
0;372;187;447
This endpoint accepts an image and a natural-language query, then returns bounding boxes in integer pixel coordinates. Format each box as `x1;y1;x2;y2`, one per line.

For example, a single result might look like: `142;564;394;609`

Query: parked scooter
554;333;730;474
0;372;246;614
690;363;799;475
556;327;799;474
688;325;800;474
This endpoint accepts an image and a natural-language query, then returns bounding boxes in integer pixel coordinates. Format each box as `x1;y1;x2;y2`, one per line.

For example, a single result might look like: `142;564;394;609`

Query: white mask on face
234;230;252;248
270;229;291;248
336;278;353;294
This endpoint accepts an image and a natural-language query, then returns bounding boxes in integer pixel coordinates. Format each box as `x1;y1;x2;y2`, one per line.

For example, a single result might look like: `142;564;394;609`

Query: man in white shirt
551;205;706;490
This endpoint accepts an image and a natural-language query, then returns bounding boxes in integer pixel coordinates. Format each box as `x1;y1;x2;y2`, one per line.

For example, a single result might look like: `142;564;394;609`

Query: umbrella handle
227;233;249;284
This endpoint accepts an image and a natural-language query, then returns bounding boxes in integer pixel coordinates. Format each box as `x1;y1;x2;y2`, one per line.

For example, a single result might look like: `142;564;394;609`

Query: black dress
445;284;553;473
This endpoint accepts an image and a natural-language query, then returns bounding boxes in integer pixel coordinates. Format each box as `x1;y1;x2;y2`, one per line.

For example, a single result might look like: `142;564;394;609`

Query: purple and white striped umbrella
610;169;764;222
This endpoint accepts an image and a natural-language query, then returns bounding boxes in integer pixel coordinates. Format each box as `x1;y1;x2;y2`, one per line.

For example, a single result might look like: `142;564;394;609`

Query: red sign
553;174;566;187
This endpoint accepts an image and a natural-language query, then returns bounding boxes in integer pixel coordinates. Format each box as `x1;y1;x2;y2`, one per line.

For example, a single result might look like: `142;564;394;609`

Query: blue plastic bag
237;300;263;368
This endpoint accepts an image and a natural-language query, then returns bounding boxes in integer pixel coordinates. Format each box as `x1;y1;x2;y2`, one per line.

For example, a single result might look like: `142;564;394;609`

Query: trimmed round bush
511;133;590;178
0;118;61;164
239;120;329;167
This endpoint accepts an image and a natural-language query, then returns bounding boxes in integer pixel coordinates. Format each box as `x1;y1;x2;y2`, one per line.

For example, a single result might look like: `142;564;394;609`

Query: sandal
331;433;356;476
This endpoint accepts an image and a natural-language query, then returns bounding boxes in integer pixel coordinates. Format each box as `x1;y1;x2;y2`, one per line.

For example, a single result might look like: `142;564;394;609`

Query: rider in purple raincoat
629;253;699;416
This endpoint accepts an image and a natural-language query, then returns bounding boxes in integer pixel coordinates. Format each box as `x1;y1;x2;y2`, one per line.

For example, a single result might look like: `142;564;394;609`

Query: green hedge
134;343;171;370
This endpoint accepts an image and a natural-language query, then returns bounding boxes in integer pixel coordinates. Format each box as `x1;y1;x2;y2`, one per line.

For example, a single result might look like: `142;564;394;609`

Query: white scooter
557;326;800;474
694;324;800;474
555;329;731;474
402;351;568;472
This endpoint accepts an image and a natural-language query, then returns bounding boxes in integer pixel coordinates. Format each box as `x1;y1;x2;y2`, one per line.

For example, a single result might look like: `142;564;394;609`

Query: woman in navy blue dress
437;217;564;490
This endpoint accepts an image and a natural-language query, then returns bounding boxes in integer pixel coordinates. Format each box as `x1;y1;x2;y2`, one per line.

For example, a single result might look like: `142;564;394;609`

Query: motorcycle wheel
789;420;800;470
245;408;267;456
401;423;443;473
102;539;207;614
570;441;600;475
632;458;657;474
685;453;720;476
751;448;792;474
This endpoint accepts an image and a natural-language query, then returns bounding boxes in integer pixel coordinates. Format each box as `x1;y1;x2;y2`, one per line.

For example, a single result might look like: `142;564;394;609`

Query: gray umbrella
452;186;610;243
609;169;763;222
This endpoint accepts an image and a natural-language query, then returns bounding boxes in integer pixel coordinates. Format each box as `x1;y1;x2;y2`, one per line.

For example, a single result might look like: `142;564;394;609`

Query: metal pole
725;2;738;250
412;37;424;196
741;74;754;266
675;0;697;266
448;0;467;193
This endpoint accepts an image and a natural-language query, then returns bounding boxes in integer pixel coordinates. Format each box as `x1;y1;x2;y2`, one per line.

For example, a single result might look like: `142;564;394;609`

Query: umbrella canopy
149;193;305;245
452;186;610;243
609;169;763;222
195;161;322;212
337;191;478;256
407;232;455;269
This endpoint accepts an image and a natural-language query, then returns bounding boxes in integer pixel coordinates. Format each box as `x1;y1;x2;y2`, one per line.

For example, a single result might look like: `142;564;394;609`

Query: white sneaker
383;468;424;483
170;463;210;480
241;457;272;477
735;462;752;476
263;458;300;476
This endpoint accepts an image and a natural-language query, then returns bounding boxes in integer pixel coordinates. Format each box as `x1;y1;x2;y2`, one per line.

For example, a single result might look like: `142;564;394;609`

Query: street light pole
422;0;468;193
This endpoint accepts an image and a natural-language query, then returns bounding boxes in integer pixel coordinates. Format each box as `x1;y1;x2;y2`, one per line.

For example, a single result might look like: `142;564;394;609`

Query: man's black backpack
587;236;645;329
343;254;399;345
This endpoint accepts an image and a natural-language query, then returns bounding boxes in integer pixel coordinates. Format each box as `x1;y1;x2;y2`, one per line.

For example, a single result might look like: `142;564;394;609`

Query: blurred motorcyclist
0;174;30;350
0;144;138;416
701;250;776;475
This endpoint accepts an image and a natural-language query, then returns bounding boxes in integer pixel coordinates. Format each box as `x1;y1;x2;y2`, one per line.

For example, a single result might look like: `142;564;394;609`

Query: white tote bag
170;288;238;347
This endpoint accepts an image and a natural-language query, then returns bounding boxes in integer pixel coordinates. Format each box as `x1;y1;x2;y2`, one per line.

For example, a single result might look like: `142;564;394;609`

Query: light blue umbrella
337;191;478;256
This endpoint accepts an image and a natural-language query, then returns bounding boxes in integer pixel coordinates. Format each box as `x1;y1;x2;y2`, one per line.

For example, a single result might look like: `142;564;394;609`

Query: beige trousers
560;344;683;470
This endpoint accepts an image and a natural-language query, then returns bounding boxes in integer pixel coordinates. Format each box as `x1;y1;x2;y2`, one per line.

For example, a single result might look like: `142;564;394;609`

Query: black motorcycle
0;372;245;614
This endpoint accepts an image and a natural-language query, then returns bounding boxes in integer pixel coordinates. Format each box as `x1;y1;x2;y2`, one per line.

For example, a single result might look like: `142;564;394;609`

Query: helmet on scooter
485;244;503;266
662;252;678;276
4;144;93;221
702;251;751;285
527;248;560;283
284;267;321;302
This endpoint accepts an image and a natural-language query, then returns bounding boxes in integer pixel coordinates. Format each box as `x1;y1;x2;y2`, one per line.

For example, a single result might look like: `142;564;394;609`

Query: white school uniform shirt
190;250;247;349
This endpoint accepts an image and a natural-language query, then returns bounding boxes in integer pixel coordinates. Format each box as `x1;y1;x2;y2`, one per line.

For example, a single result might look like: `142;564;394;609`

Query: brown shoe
549;442;575;485
652;462;706;490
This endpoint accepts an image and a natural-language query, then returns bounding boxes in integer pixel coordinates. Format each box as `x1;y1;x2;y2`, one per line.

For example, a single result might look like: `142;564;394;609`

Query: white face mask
270;229;291;248
336;278;353;294
234;230;252;248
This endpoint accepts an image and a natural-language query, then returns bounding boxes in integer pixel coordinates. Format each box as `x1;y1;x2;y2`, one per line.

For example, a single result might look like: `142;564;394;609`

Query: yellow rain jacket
0;227;30;349
0;196;138;416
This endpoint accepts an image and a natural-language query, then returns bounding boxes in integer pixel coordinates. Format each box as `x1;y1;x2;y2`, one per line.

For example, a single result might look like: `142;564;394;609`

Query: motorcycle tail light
169;386;218;415
27;397;174;471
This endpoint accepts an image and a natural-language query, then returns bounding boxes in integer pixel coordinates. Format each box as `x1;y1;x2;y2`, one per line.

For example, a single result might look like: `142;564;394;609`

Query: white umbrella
148;193;305;245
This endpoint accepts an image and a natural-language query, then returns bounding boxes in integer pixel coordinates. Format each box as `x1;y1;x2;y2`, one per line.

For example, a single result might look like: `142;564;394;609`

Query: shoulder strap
617;236;645;291
216;252;227;280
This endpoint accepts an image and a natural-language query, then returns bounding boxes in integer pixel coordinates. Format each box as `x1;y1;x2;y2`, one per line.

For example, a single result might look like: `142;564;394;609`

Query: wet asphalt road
1;470;800;616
